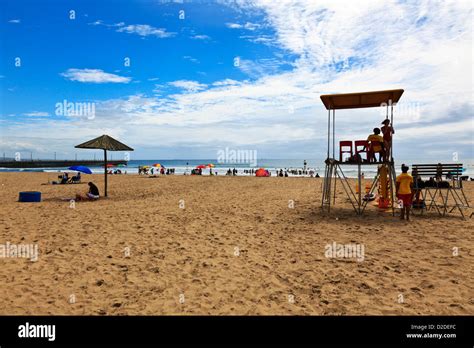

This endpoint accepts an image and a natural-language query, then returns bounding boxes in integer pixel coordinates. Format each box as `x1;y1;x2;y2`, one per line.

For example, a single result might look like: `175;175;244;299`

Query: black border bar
0;315;472;346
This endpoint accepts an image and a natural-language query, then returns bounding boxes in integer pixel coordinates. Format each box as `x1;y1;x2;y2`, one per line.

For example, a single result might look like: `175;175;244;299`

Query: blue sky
0;0;473;161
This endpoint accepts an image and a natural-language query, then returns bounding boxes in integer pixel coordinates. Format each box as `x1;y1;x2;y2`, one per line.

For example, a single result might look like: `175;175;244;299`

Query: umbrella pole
104;149;108;197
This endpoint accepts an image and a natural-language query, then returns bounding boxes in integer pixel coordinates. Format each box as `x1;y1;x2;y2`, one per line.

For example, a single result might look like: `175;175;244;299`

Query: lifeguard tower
320;89;404;215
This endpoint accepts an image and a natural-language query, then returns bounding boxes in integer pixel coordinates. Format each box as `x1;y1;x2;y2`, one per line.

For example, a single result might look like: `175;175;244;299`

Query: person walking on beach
381;119;394;161
396;164;414;221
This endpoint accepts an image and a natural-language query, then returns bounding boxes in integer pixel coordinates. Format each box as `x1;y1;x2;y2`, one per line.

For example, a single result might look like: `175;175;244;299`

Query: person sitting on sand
60;172;69;184
396;164;414;221
76;182;100;201
381;119;394;161
69;172;81;183
366;128;385;162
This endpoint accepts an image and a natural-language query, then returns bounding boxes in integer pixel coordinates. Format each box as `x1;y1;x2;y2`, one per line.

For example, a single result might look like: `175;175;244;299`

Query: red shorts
397;194;412;207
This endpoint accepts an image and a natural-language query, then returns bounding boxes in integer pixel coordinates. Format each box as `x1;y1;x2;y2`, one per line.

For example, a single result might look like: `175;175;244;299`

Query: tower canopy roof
320;89;404;110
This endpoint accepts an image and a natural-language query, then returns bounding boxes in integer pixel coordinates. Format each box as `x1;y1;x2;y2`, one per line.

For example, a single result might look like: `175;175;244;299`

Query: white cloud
127;0;471;157
89;20;125;27
239;35;275;45
226;22;261;30
226;22;242;29
152;84;164;95
168;80;208;92
212;79;241;86
89;20;173;38
8;19;21;24
23;111;50;117
191;34;211;40
238;58;291;77
60;69;131;83
116;24;175;38
183;56;200;64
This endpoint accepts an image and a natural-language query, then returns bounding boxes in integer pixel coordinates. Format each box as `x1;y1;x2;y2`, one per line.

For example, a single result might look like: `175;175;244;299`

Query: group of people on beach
394;163;452;221
67;161;453;223
191;168;205;175
107;169;124;175
138;166;176;175
226;168;238;176
53;171;81;184
346;119;394;163
275;169;320;177
228;168;320;177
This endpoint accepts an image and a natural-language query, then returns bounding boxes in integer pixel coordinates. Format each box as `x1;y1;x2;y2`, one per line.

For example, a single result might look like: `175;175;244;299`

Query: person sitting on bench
366;128;385;162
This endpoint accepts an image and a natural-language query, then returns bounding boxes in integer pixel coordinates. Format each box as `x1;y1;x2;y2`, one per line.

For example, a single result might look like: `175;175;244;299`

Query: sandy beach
0;172;472;315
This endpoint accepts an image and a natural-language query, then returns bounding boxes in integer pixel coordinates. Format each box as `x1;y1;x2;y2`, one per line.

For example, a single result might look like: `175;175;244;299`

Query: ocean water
1;158;473;178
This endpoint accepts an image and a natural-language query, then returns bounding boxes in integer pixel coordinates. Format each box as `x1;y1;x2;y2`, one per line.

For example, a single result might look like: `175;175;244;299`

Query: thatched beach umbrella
75;135;133;197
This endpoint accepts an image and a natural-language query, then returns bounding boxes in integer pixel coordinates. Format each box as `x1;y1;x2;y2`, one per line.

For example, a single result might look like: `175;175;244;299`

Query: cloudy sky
0;0;472;161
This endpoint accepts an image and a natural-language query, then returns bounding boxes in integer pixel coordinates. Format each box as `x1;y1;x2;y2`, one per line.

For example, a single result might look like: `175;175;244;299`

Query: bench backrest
412;163;465;189
412;163;463;177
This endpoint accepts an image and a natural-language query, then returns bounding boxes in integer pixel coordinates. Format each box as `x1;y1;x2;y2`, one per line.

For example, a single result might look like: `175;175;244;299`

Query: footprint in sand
419;280;435;289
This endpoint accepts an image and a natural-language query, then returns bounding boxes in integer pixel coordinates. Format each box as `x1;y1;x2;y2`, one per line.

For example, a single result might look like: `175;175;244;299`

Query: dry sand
0;172;472;315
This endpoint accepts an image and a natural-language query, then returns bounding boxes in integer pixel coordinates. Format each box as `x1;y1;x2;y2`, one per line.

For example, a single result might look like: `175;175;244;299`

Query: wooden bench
412;163;469;218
